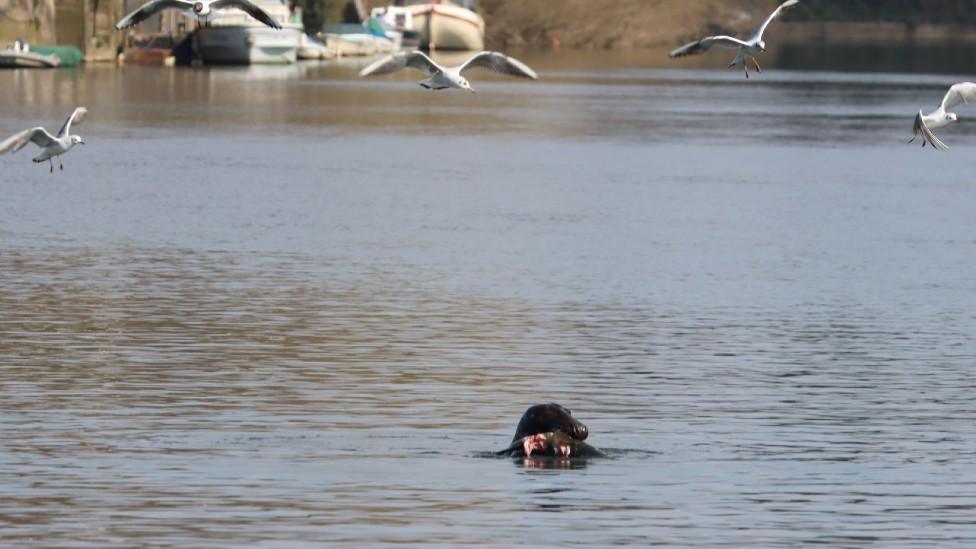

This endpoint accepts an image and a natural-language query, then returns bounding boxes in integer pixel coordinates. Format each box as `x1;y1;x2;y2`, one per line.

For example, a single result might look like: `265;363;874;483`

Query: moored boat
194;0;302;65
124;33;178;65
0;40;63;68
0;49;61;68
406;1;484;51
297;34;336;60
369;6;421;49
320;23;399;57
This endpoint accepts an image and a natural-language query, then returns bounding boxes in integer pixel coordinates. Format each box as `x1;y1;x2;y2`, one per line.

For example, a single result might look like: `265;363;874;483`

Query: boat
297;34;336;60
30;45;84;67
320;22;399;57
0;48;61;68
0;40;63;68
366;8;420;49
194;0;302;65
123;33;178;65
397;1;484;51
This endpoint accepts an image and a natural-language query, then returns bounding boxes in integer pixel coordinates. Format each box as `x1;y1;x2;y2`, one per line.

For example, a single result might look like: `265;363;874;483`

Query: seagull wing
749;0;800;43
116;0;192;30
911;110;949;151
0;127;57;155
458;51;538;79
57;107;88;138
940;82;976;112
212;0;282;29
359;51;441;77
670;36;749;58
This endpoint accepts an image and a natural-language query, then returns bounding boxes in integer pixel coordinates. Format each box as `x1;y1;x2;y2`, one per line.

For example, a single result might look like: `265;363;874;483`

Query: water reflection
519;457;591;470
2;49;976;546
3;50;975;149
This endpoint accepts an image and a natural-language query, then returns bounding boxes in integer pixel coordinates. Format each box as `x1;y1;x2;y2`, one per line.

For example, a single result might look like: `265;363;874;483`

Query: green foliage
788;0;976;23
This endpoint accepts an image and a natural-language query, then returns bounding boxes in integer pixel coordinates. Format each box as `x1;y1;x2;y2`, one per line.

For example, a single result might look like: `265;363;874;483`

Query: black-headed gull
116;0;282;30
910;82;976;151
359;51;538;93
670;0;799;78
0;107;88;173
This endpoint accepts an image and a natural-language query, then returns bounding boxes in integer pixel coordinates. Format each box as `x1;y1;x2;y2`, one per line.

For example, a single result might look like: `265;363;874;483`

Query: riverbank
777;22;976;44
481;0;765;50
481;0;976;49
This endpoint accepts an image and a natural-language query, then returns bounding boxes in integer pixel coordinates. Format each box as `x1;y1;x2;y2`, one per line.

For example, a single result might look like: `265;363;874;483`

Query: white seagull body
910;82;976;150
116;0;282;30
0;107;88;173
359;50;538;93
670;0;800;78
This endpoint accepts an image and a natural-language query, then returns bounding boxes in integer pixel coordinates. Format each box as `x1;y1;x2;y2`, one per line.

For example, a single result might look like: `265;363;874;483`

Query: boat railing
395;0;478;11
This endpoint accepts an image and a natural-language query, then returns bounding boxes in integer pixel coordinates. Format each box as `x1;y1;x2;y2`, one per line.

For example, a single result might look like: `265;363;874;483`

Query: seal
498;403;605;458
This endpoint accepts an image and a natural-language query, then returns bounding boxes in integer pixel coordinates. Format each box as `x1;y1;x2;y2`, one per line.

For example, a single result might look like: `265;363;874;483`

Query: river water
1;49;975;546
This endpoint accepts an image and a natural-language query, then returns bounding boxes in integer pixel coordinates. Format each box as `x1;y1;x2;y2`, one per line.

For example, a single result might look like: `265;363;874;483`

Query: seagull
115;0;282;30
670;0;800;78
359;50;538;93
910;82;976;151
0;107;88;173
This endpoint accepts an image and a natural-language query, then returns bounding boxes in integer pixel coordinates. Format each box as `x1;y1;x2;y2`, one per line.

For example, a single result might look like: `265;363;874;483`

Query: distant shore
775;22;976;45
481;0;976;50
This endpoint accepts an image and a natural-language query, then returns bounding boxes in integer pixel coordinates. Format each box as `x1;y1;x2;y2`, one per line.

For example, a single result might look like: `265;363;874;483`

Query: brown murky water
1;50;976;546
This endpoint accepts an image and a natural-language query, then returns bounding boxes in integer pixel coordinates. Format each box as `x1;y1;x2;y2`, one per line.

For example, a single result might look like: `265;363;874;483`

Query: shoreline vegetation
479;0;976;49
5;0;976;55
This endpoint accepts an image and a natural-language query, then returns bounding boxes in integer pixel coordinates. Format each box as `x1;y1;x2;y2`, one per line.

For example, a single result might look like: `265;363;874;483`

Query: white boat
297;34;336;60
403;1;484;51
194;0;302;65
0;49;61;68
0;40;61;68
321;23;399;57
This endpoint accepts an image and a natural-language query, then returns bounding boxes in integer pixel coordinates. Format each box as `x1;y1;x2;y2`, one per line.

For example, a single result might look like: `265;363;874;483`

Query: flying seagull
670;0;800;78
116;0;282;30
0;107;88;173
359;51;538;93
910;82;976;151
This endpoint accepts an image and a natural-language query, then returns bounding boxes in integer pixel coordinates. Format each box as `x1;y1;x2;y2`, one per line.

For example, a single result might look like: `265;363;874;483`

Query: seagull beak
468;87;477;94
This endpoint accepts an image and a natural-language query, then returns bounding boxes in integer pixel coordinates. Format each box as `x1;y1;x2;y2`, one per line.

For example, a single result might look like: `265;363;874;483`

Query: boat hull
409;4;484;51
0;50;61;68
323;33;397;57
297;34;335;60
124;34;178;66
195;26;301;65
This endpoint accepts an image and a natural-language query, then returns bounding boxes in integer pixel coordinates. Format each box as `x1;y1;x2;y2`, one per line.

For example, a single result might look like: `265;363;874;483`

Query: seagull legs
752;57;762;73
730;58;749;79
59;156;64;171
48;158;54;173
